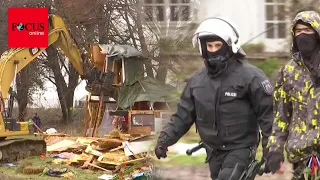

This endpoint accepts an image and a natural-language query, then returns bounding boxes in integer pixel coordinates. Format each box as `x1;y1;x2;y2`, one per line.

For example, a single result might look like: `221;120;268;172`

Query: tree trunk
135;1;154;77
156;57;168;82
45;46;79;123
16;71;29;121
98;3;111;44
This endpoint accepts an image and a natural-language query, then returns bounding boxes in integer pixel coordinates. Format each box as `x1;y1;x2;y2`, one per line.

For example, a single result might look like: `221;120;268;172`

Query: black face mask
205;42;229;70
295;33;319;60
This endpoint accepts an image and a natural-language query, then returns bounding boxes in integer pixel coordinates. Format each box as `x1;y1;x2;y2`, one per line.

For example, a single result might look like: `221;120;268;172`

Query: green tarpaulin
117;75;180;110
98;44;180;110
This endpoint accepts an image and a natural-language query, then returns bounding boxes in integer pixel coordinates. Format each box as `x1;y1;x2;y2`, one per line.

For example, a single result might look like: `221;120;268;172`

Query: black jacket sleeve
157;79;196;147
249;72;274;150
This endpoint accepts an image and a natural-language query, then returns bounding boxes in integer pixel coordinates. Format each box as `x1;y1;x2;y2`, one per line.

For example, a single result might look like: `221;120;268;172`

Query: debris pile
45;129;156;179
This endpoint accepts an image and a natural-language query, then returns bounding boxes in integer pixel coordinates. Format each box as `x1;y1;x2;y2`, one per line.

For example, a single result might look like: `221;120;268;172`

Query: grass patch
252;57;281;78
154;153;207;167
155;145;264;168
0;156;105;180
168;154;207;166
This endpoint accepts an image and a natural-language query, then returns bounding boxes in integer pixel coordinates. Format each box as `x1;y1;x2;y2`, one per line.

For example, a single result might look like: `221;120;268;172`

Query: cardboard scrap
85;146;103;156
47;140;76;152
122;140;153;156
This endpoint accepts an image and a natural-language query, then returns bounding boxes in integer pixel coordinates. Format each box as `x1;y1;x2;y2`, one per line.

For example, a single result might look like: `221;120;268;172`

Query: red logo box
8;8;48;48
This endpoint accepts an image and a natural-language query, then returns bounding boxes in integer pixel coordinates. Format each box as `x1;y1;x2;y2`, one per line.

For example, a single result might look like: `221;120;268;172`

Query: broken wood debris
44;129;155;179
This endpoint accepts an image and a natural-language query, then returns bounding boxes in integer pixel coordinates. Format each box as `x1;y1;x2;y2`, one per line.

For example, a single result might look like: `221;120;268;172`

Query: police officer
267;10;320;180
154;17;273;180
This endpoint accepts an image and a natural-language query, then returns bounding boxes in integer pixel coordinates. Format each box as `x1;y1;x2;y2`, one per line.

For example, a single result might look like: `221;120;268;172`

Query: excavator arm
0;14;84;100
0;13;117;163
0;14;85;135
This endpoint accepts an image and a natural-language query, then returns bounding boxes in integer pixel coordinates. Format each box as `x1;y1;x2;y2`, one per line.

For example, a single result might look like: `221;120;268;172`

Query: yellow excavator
0;13;112;162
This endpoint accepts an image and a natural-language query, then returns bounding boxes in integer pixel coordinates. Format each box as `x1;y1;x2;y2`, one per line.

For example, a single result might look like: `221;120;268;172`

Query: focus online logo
11;22;45;35
7;7;48;48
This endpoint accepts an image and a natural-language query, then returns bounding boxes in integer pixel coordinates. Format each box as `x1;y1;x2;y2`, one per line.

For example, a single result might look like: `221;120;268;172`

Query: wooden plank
109;145;124;152
113;61;119;85
90;102;100;137
89;44;106;72
47;139;76;152
87;162;112;172
120;157;145;165
128;126;151;135
97;161;121;166
130;110;154;115
83;94;90;136
30;120;44;134
128;110;132;132
93;91;104;137
119;164;125;180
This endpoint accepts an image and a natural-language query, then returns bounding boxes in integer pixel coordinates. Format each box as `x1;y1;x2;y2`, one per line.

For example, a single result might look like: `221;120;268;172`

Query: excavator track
0;138;46;163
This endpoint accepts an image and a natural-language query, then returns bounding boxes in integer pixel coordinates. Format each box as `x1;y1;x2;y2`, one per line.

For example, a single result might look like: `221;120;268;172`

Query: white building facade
141;0;293;52
197;0;291;52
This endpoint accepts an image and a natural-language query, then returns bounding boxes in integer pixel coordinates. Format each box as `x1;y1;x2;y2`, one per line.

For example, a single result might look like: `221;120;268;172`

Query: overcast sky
30;79;89;108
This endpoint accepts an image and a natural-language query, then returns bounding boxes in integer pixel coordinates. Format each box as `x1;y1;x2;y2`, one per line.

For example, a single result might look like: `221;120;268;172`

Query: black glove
154;133;169;159
262;147;271;173
155;143;168;159
266;151;284;173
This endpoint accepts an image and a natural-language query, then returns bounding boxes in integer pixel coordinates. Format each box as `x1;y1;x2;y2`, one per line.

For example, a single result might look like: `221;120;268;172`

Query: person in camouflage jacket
267;10;320;180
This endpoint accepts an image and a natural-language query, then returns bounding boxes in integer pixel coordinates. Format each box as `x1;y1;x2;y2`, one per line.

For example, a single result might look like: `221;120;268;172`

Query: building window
265;0;287;39
143;0;165;22
142;0;191;22
169;0;190;21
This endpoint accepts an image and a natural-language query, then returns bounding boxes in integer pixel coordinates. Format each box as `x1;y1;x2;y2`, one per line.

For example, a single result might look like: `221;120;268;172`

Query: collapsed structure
84;44;179;137
43;44;180;179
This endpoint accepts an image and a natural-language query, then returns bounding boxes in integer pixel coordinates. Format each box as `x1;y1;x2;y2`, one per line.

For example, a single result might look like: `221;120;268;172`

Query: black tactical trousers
206;147;252;180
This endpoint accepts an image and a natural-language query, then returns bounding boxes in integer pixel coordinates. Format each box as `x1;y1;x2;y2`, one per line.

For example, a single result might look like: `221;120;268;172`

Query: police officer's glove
262;147;271;173
266;151;284;173
155;143;168;159
154;133;169;159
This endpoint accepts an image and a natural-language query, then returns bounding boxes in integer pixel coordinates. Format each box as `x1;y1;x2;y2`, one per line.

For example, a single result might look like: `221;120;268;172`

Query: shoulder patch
260;79;274;95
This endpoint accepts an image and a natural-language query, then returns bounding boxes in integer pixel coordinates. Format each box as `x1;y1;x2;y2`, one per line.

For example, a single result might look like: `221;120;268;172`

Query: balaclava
294;20;320;60
200;36;233;76
293;20;320;82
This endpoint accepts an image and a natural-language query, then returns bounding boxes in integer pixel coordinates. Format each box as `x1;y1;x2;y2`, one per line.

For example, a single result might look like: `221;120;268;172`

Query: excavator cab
1;87;32;134
0;84;46;163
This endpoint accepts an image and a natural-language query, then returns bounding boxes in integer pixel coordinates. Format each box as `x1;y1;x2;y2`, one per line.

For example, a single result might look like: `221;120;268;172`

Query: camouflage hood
291;11;320;55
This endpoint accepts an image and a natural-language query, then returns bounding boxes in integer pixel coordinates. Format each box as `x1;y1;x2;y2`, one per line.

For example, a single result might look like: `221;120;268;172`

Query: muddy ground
0;162;293;180
156;162;293;180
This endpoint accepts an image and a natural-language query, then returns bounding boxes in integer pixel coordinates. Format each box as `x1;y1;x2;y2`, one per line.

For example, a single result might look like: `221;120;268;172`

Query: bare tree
38;46;81;123
16;61;44;121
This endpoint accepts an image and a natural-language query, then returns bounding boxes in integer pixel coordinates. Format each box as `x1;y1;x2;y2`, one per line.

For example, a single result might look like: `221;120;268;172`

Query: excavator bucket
85;44;116;96
88;44;107;72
